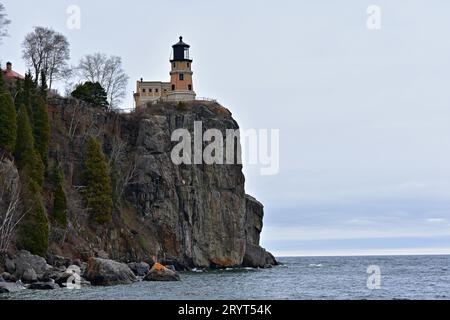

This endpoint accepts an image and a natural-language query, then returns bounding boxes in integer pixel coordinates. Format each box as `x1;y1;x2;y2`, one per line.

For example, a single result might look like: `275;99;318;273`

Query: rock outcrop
85;258;137;286
1;99;276;271
243;196;278;268
6;250;52;282
128;262;150;277
143;263;180;281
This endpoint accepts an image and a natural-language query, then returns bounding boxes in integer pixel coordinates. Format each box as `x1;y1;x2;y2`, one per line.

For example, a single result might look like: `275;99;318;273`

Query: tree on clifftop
0;67;5;91
83;137;113;224
0;93;17;153
71;81;109;108
77;53;129;109
22;26;70;89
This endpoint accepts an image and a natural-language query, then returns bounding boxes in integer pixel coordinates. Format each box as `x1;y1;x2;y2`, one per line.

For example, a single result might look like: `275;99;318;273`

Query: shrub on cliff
71;81;109;108
14;105;45;188
0;93;17;153
52;165;67;227
32;96;50;165
19;179;49;257
83;137;113;223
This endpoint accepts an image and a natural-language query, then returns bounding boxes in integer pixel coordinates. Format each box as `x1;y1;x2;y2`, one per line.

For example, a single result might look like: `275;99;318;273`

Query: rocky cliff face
6;99;276;269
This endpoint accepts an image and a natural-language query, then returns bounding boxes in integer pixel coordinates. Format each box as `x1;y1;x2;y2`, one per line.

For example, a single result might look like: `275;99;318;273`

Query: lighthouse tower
166;36;196;102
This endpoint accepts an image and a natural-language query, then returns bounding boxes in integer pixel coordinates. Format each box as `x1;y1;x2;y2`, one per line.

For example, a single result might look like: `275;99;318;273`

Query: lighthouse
134;36;196;109
167;36;196;102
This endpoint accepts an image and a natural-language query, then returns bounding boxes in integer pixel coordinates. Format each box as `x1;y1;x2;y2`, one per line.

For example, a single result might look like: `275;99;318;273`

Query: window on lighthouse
179;73;184;81
184;48;189;60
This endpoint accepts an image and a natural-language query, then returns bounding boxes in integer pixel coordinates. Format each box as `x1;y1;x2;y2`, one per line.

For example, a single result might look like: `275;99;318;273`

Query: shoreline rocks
143;263;181;281
85;257;137;286
0;250;281;295
0;282;25;293
128;262;150;277
28;282;60;290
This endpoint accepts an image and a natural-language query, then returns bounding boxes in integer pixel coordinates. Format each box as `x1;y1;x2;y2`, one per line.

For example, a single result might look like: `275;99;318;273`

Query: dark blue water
3;255;450;300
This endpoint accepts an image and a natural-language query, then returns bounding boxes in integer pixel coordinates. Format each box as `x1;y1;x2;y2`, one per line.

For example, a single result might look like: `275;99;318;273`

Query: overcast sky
2;0;450;256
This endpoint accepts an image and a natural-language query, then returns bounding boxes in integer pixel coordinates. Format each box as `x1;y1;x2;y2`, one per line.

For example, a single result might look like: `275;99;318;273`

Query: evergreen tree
14;72;35;117
14;105;44;187
52;165;67;227
71;81;109;108
32;96;50;166
40;70;48;99
13;79;22;110
0;70;5;93
0;93;17;153
83;137;113;223
19;178;49;257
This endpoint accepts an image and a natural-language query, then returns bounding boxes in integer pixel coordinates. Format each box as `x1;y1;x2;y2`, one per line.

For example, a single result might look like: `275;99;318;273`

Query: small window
149;88;152;93
187;62;190;68
155;88;159;93
179;73;184;81
173;62;176;68
188;84;192;91
142;88;146;93
172;85;175;91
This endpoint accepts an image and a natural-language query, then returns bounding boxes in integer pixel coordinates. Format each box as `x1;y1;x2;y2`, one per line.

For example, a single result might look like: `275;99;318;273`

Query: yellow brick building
134;37;196;109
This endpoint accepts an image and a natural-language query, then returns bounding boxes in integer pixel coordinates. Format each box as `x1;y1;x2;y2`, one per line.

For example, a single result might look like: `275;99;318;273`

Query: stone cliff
6;98;276;269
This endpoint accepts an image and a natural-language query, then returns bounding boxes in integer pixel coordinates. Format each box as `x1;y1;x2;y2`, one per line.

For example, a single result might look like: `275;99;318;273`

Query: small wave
309;263;323;267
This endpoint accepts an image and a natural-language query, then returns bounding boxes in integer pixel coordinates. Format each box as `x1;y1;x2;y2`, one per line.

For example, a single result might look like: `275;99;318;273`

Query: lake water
2;255;450;300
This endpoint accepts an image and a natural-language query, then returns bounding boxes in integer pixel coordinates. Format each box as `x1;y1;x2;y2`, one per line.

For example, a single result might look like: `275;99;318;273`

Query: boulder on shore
85;258;137;286
1;272;16;282
10;251;52;281
22;268;38;283
128;262;150;277
143;263;180;281
242;243;278;268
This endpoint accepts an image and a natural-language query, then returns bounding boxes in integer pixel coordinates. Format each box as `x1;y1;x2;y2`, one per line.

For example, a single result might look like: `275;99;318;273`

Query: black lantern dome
171;36;192;62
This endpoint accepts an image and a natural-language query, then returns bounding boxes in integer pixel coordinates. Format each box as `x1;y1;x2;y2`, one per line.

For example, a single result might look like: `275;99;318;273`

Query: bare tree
0;2;10;44
22;26;70;89
0;162;26;254
77;53;129;109
108;136;137;201
42;33;70;90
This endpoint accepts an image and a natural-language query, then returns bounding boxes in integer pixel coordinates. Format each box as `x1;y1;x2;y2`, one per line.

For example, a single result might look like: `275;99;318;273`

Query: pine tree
13;79;22;110
0;93;17;153
32;96;50;166
19;178;49;257
40;70;48;99
14;72;35;117
83;137;113;223
52;165;67;227
71;82;109;108
14;105;45;188
0;71;5;93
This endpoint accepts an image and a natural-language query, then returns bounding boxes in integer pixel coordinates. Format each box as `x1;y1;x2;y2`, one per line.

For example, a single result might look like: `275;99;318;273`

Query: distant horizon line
276;252;450;258
270;247;450;258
